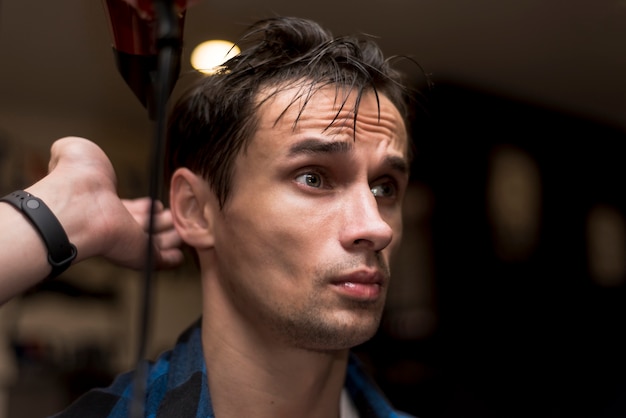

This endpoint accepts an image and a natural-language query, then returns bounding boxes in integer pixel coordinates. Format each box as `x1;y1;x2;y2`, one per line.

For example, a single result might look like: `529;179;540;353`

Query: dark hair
166;16;414;208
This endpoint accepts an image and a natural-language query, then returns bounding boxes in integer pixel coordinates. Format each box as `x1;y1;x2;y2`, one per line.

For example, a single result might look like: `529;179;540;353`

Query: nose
340;185;394;252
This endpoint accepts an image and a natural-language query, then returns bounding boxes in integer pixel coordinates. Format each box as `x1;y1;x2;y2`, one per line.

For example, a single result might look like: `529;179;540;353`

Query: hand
123;197;184;269
28;136;183;270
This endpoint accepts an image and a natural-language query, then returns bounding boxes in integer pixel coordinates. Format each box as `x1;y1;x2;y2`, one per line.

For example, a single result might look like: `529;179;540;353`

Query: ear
169;168;216;249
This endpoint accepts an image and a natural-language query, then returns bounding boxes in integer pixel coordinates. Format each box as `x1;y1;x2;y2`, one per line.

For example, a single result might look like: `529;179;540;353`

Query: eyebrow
288;139;353;156
288;138;409;176
385;155;410;176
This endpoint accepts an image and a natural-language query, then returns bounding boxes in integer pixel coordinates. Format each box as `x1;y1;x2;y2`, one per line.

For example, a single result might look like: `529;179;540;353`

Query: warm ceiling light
190;40;240;74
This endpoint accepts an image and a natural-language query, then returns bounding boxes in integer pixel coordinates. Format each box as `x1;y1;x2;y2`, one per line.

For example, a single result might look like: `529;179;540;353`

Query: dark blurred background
1;1;625;417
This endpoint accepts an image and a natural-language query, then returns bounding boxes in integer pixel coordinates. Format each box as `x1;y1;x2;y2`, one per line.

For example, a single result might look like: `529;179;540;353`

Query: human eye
371;179;398;199
294;172;325;188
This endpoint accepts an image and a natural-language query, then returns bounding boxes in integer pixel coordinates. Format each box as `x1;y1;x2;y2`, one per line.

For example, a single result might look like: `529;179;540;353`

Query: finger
124;198;165;213
156;248;185;270
153;228;183;251
123;198;168;231
151;209;175;233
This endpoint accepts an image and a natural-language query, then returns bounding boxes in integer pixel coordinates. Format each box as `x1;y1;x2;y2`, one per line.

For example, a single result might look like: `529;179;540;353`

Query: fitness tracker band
1;190;77;280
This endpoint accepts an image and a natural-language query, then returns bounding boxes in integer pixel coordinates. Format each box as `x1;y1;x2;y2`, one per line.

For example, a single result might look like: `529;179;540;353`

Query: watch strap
1;190;77;280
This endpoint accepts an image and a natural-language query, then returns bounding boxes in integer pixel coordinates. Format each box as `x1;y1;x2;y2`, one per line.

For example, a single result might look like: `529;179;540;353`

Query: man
162;16;412;417
47;15;414;417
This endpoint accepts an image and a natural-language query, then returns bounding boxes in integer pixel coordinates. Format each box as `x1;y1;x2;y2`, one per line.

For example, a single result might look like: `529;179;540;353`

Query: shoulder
51;320;204;418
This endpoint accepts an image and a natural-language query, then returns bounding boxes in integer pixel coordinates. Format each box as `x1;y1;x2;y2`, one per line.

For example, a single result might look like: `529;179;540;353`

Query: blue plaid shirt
52;319;414;418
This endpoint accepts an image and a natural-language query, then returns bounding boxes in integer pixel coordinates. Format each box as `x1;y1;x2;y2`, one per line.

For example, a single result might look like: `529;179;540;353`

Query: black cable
130;1;182;417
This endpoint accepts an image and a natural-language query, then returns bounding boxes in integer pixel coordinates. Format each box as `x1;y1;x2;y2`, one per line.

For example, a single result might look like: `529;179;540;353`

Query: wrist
25;177;89;264
25;172;120;266
1;190;77;280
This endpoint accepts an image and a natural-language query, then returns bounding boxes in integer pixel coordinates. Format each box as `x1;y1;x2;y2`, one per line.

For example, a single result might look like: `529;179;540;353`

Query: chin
310;315;382;351
273;301;384;351
307;329;379;352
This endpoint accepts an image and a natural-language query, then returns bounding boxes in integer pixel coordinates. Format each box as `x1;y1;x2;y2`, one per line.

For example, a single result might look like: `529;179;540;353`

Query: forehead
253;83;409;157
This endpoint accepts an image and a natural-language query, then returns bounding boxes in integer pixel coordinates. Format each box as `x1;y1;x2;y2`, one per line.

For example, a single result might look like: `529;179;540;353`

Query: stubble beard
267;257;391;352
275;300;385;352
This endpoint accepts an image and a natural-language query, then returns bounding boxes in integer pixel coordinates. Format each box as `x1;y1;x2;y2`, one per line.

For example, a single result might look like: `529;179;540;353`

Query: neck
200;271;350;418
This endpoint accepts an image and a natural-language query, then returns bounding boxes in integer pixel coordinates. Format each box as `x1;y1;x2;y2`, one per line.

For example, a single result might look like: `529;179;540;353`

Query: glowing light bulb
190;40;240;74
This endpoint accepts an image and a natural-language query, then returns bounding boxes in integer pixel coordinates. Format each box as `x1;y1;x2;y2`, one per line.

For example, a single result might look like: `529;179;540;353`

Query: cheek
217;201;318;276
218;176;345;274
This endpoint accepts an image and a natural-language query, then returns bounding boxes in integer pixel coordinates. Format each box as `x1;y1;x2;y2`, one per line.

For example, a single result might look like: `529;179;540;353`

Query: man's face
210;85;409;351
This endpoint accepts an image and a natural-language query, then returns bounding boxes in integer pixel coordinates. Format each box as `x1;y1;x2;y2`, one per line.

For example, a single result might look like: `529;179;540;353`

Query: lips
331;270;385;301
